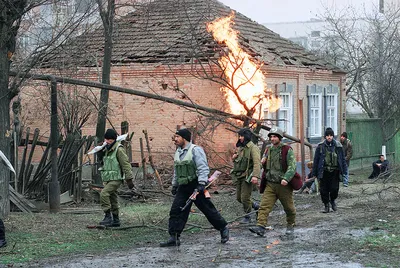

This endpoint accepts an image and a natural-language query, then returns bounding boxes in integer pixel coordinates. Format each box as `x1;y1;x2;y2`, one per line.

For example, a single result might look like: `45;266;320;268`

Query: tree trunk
95;0;115;143
0;45;11;218
94;0;115;184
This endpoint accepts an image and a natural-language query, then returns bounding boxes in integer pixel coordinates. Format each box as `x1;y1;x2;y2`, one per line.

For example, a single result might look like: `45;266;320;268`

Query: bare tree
94;0;115;143
319;4;400;142
0;0;98;217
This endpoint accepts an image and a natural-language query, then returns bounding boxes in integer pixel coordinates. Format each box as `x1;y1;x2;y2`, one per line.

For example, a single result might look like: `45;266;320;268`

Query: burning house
24;0;346;165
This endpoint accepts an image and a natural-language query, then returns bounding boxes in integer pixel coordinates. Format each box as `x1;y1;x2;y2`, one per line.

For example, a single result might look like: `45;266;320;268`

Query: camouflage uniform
256;143;296;228
100;141;133;215
231;140;261;214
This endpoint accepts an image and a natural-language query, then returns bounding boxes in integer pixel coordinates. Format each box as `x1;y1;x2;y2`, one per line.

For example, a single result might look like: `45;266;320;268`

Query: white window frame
277;92;293;136
309;93;322;137
326;93;338;133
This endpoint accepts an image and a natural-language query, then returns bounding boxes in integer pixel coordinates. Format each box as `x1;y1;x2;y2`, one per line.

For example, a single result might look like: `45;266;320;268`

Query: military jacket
232;141;261;180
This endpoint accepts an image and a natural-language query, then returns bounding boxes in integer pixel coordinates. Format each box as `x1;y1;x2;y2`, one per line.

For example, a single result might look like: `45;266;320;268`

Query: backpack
260;145;303;193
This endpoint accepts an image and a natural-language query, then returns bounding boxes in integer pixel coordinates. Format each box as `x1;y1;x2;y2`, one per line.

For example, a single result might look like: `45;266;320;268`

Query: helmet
268;126;284;139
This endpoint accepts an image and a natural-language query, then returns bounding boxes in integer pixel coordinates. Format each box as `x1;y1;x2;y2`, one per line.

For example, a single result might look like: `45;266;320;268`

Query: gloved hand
171;186;178;195
197;182;206;193
126;179;134;189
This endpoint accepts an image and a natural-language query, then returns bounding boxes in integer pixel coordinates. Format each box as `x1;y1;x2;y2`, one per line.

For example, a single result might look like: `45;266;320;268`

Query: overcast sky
218;0;379;23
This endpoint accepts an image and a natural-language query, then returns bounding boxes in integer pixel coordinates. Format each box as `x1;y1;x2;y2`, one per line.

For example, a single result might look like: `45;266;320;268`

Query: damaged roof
42;0;342;72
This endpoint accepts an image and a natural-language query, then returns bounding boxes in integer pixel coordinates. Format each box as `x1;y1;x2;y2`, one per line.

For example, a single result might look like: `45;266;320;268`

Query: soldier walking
98;128;134;227
249;127;296;236
160;128;229;247
313;128;347;213
231;128;261;224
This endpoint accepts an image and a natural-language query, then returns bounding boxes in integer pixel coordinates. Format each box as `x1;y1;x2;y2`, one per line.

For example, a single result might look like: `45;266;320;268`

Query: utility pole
379;0;384;13
49;79;60;213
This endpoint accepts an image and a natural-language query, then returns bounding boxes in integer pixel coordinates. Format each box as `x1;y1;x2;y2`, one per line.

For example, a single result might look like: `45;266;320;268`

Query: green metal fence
346;118;398;170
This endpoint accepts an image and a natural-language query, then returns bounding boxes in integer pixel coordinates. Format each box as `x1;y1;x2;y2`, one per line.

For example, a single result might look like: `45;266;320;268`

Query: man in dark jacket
340;132;353;187
160;128;229;247
368;155;389;179
340;132;352;187
312;128;348;213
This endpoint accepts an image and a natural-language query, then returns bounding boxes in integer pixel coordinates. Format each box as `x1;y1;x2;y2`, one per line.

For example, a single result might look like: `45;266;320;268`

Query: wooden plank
24;128;40;194
9;186;32;213
18;127;30;193
9;185;37;211
139;137;147;188
143;129;164;190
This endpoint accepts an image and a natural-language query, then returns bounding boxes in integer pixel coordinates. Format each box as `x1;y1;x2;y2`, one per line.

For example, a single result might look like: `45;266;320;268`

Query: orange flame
206;13;281;116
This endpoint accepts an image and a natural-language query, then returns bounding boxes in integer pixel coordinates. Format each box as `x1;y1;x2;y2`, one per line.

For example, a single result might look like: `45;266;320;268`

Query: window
326;94;337;133
289;37;308;49
309;93;322;137
75;0;93;13
19;35;30;49
261;83;294;139
277;93;292;135
311;40;321;48
311;31;321;37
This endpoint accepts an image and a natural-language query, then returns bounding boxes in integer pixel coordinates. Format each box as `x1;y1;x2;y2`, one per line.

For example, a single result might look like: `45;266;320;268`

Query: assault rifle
180;170;221;211
180;189;199;211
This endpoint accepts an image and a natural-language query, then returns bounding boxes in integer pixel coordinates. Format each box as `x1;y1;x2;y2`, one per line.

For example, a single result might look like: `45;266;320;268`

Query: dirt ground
7;175;400;268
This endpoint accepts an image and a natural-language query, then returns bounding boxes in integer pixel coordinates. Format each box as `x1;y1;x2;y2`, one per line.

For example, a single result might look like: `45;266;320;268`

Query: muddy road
22;181;400;268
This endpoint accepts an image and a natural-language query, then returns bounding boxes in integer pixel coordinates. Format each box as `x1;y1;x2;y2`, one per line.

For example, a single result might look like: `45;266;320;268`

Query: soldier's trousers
100;180;122;214
257;182;296;227
320;170;339;204
168;181;227;236
236;177;253;213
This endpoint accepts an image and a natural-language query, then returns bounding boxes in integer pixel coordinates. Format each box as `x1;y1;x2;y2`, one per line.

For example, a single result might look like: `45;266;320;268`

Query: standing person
340;132;353;187
249;127;296;236
368;155;389;179
160;128;229;247
0;219;6;248
231;128;261;224
99;128;134;227
312;128;348;213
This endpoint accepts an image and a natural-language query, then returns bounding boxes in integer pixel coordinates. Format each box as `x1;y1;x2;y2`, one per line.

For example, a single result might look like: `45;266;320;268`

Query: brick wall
19;64;345;168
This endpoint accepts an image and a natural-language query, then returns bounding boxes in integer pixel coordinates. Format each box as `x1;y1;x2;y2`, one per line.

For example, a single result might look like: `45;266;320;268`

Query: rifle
180;170;221;211
180;189;199;211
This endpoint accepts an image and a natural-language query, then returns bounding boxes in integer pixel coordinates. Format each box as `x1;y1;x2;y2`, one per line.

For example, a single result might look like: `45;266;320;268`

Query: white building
264;19;328;51
263;19;366;116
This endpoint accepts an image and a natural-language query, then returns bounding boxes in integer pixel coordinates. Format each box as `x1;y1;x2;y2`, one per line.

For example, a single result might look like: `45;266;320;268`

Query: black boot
322;203;330;213
331;201;337;211
296;185;307;194
0;219;7;248
111;213;120;227
240;215;251;224
285;225;295;235
252;201;260;211
160;235;180;247
99;210;113;226
220;226;229;243
252;202;260;220
249;225;266;237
